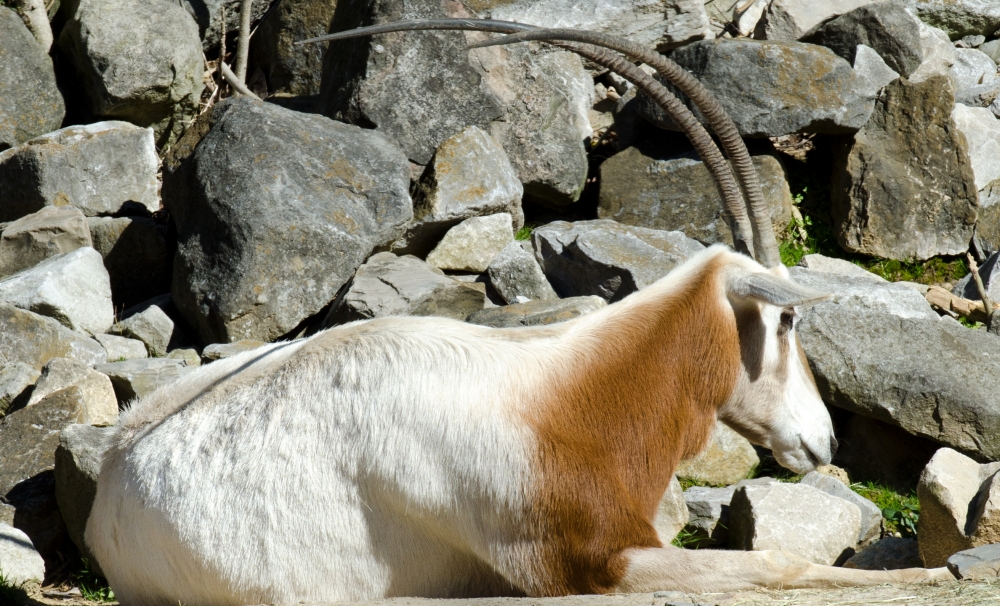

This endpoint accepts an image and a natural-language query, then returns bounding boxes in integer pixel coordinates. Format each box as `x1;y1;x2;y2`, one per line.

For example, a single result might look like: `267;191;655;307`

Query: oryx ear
730;272;831;308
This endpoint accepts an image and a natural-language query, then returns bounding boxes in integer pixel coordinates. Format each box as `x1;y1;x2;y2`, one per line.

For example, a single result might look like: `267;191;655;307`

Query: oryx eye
779;309;796;334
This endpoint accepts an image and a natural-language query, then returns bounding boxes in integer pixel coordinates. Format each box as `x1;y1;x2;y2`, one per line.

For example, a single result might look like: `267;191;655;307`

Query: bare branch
234;0;253;83
220;61;262;101
15;0;53;50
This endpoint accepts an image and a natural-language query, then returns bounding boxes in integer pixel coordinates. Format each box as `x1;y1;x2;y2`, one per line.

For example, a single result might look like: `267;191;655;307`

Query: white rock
797;253;888;282
735;0;768;37
27;357;118;426
0;524;45;585
853;44;901;97
917;448;983;566
0;247;114;334
952;104;1000;191
909;18;957;84
111;304;175;357
757;0;879;41
487;241;559;304
789;266;938;320
800;471;883;546
426;213;515;273
0;205;92;279
0;362;39;414
92;333;148;361
951;48;998;91
653;475;689;543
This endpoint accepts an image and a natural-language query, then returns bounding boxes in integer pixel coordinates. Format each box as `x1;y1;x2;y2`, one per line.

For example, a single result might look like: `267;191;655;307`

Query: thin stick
234;0;253;83
220;62;262;101
15;0;53;50
967;252;994;326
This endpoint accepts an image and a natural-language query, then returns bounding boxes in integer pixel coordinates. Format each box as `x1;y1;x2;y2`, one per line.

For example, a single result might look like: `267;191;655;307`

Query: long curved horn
297;19;765;263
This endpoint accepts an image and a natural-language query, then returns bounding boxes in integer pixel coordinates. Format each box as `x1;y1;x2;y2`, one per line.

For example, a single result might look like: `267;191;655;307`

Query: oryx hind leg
614;547;956;593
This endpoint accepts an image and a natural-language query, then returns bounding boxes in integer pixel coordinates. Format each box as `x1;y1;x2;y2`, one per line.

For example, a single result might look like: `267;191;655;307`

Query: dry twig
234;0;253;83
15;0;53;50
220;61;262;101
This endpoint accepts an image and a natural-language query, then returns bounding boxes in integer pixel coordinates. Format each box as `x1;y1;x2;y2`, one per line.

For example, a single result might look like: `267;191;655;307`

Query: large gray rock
917;448;987;566
947;544;1000;579
970;470;1000;546
533;220;704;302
251;0;337;97
27;358;117;427
487;241;559;304
398;126;523;256
164;98;412;344
426;213;514;273
0;206;92;279
909;18;957;84
93;358;195;404
0;122;159;222
755;0;881;41
58;0;204;146
0;247;114;335
844;537;922;570
54;423;112;571
88;216;171;310
318;0;591;207
852;44;902;98
644;39;874;138
730;482;862;565
832;76;978;260
951;48;999;93
0;363;39;417
598;147;792;246
800;471;882;546
92;333;147;362
674;421;760;487
324;253;485;325
788;266;937;320
111;303;177;357
904;0;1000;39
0;7;65;151
466;296;607;328
954;106;1000;250
0;304;106;371
0;525;45;585
682;477;779;548
796;253;888;282
805;3;924;78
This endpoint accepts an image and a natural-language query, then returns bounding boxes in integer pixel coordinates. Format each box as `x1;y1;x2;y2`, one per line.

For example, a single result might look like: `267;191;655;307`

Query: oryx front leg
614;547;956;593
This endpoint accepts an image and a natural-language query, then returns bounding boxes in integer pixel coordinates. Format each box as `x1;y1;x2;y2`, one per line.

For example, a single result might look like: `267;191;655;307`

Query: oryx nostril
830;436;839;457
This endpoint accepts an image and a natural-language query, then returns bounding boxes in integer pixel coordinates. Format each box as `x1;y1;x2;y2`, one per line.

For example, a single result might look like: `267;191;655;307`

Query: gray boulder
0;206;92;279
0;363;39;417
164;98;412;344
487;241;559;305
0;304;106;371
674;421;760;487
533;220;705;302
111;303;177;357
800;471;882;546
844;537;922;570
682;477;779;548
325;252;485;325
916;448;994;566
789;266;936;320
92;333;147;362
755;0;880;41
0;525;45;585
466;296;607;328
904;0;1000;39
982;39;1000;62
832;76;978;260
852;44;902;98
0;247;114;335
0;122;159;222
598;147;792;246
176;0;270;52
250;0;340;98
804;3;924;78
0;7;65;151
201;339;265;362
796;253;888;282
948;544;1000;579
27;358;117;427
951;48;998;93
54;423;111;569
94;358;194;404
58;0;204;146
88;216;172;310
909;18;958;83
643;39;874;138
426;214;515;274
729;482;862;565
398;126;523;256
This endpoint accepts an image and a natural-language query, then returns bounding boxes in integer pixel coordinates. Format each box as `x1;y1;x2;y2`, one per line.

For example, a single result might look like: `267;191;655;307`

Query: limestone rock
93;358;194;404
54;424;112;569
533;220;704;302
88;216;171;310
166;348;200;367
58;0;204;146
598;147;792;246
796;254;887;282
487;241;559;305
466;296;607;328
756;0;884;41
426;214;514;273
947;544;1000;579
0;363;39;417
164;98;413;344
800;471;883;546
844;537;922;570
175;0;270;52
27;358;117;426
682;477;779;548
0;206;92;278
399;126;523;256
982;39;1000;63
832;76;978;260
0;304;106;371
909;18;957;84
852;44;902;98
917;448;984;566
111;304;176;358
729;483;862;565
675;421;760;487
251;0;338;97
0;247;114;334
788;266;936;320
951;48;998;93
325;252;485;325
0;525;45;585
654;476;689;544
805;3;924;78
970;471;1000;546
0;122;159;222
201;340;265;362
0;7;65;150
92;333;147;362
903;0;1000;39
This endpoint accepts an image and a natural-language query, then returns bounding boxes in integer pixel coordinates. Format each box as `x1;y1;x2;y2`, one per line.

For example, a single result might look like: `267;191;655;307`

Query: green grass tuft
850;481;920;538
75;560;115;603
671;526;703;549
0;567;28;605
514;225;534;241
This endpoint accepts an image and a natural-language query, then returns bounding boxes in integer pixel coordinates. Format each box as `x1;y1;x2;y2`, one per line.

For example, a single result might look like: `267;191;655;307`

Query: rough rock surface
844;537;923;570
952;104;1000;193
796;254;887;281
646;39;874;138
852;44;902;98
466;296;607;328
729;483;862;565
903;0;1000;39
27;358;117;427
0;304;106;371
251;0;338;97
533;220;704;302
201;340;265;362
92;333;147;362
910;19;957;84
789;266;937;320
947;544;1000;579
805;3;924;77
654;476;689;543
487;241;559;305
755;0;879;41
94;358;195;404
0;7;65;151
682;478;779;548
164;98;412;344
58;0;204;145
0;247;114;335
88;216;172;310
832;76;978;260
675;422;760;486
800;471;882;546
54;423;112;566
398;126;523;256
598;147;792;246
0;525;46;585
176;0;270;52
950;48;998;94
0;363;39;417
0;122;159;222
111;303;177;358
426;214;515;273
0;206;92;279
970;471;1000;546
325;253;485;325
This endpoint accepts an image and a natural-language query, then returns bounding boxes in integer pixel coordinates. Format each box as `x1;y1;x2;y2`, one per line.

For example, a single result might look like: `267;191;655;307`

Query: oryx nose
830;435;839;457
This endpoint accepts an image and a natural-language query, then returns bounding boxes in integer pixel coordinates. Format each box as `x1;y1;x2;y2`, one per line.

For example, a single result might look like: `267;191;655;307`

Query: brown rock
0;206;92;279
917;448;984;566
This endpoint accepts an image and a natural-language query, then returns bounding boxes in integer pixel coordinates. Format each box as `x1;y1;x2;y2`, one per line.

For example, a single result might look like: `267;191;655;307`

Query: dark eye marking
778;308;796;334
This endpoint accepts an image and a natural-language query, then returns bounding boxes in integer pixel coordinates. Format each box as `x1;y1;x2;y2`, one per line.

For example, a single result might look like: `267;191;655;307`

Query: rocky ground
8;0;1000;603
